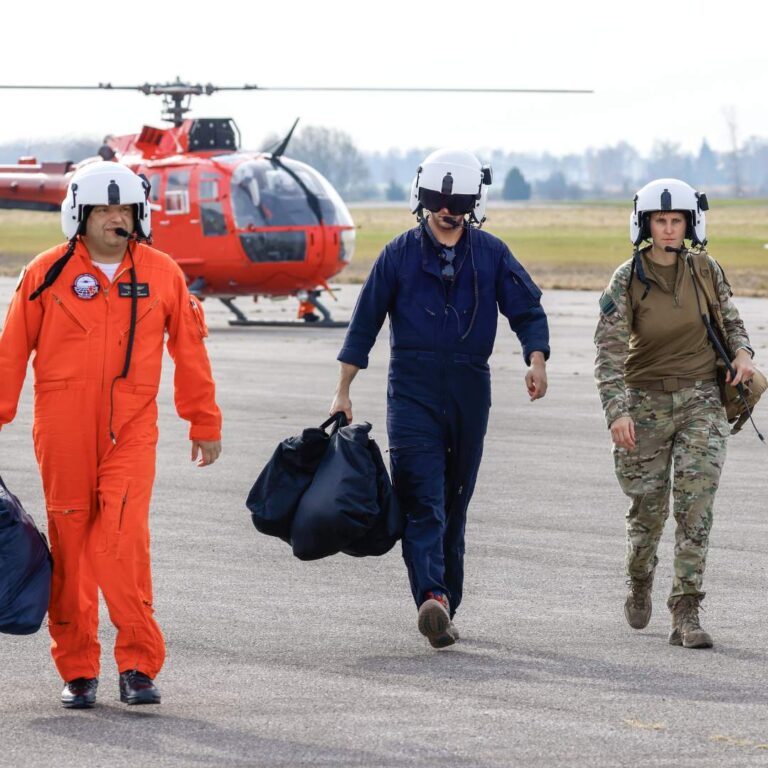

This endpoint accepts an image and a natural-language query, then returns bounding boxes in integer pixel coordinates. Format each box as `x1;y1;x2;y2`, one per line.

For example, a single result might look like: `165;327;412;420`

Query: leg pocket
613;443;671;497
95;480;130;558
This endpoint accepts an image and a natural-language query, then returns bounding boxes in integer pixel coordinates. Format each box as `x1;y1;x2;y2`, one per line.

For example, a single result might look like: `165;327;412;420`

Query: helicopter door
197;171;227;236
155;169;191;248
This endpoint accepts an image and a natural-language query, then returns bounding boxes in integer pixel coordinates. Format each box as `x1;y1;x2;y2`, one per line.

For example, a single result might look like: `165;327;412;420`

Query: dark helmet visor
418;188;477;215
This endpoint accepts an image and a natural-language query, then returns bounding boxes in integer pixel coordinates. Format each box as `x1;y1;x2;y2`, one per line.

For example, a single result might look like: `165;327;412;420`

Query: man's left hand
526;352;548;401
191;439;222;467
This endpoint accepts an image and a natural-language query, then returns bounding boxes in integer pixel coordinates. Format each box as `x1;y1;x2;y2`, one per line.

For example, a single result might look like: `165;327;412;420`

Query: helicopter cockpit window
231;158;353;229
165;170;190;215
198;173;227;237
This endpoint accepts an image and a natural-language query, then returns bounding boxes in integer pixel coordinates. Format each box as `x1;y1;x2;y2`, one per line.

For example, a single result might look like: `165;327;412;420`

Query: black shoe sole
62;698;96;709
120;693;161;705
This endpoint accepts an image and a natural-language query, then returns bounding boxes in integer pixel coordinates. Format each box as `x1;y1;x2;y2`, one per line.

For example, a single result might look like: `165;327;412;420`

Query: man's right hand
330;392;353;423
610;415;636;450
331;362;359;423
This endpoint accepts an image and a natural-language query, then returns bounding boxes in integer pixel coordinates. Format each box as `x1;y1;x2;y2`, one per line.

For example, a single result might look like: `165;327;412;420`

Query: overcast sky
1;0;764;158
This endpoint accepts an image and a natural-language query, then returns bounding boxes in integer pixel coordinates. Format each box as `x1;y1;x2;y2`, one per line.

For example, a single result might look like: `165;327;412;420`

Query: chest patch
72;273;100;300
118;282;150;298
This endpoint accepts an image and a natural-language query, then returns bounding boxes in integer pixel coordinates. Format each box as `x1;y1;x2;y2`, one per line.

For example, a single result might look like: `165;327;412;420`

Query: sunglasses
419;189;477;216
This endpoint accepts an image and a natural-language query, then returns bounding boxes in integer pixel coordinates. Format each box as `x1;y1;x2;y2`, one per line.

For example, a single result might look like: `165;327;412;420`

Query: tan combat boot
668;595;713;649
624;571;654;629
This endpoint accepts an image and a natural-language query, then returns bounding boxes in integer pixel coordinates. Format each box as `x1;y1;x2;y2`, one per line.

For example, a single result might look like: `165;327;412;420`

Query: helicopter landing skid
220;296;349;328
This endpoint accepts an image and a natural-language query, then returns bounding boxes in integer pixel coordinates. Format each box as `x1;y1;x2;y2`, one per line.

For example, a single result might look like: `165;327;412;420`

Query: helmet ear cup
639;212;651;243
77;205;93;236
684;211;694;241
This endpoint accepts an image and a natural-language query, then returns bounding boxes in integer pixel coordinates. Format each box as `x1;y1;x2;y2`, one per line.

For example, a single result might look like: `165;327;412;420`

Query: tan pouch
717;361;767;433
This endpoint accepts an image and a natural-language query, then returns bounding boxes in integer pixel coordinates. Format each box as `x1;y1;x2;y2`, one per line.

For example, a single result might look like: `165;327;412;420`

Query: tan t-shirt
624;248;717;385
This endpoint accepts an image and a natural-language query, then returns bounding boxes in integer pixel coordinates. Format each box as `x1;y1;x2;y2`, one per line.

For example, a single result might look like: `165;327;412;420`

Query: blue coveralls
338;224;549;616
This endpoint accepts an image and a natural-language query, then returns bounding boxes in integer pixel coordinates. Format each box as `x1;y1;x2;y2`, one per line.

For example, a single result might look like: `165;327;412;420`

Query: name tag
118;283;150;298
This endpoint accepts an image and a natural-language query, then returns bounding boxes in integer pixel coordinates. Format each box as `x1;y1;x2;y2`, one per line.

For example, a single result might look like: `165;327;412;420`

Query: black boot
61;677;98;709
119;670;161;705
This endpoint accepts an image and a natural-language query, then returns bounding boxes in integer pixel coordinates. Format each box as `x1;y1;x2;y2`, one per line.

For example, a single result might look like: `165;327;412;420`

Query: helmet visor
419;189;476;215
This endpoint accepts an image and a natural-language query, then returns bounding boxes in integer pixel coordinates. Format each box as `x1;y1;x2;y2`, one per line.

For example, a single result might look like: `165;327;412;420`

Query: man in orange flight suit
0;162;222;708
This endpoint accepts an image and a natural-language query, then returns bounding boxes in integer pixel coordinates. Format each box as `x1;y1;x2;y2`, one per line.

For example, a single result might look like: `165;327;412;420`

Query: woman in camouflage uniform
594;178;755;649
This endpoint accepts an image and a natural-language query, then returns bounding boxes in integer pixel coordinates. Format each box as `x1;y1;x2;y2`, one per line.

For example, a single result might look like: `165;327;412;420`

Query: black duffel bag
0;475;52;635
246;413;346;542
291;421;403;561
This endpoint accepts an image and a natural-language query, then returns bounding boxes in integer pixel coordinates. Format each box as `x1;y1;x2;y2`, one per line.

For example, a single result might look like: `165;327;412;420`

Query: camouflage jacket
594;249;752;427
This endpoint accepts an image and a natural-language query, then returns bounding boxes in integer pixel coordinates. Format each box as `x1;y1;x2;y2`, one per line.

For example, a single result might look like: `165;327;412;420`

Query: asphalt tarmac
0;278;767;768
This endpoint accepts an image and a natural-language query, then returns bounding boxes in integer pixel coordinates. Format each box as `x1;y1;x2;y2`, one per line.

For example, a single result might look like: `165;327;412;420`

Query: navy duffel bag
0;476;52;635
290;421;403;561
341;433;402;558
247;413;346;542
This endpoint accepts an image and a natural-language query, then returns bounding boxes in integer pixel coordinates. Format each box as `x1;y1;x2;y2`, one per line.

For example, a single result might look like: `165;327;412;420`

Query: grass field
2;202;767;294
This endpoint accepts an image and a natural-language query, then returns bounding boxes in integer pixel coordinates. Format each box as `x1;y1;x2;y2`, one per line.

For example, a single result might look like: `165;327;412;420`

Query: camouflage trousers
613;381;729;608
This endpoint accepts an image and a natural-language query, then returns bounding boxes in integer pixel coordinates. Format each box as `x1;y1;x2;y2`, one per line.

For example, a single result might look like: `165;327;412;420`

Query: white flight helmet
409;148;492;225
629;178;708;246
61;161;151;240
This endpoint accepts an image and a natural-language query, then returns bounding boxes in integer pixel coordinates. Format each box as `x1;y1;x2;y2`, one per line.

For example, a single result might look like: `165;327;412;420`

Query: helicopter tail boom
0;160;73;211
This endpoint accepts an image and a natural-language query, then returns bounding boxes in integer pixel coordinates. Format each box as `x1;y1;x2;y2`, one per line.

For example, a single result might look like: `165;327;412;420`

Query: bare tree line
2;123;765;202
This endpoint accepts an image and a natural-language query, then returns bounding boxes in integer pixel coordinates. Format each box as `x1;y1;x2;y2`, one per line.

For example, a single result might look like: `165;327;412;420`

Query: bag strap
687;251;733;356
684;251;736;376
688;252;727;339
320;412;348;433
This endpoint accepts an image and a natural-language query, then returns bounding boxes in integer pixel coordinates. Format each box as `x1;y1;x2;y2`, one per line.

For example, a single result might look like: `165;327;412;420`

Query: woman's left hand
727;348;755;386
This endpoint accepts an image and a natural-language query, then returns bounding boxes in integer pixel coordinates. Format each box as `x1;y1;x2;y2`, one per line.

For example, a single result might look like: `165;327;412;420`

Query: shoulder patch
599;291;617;316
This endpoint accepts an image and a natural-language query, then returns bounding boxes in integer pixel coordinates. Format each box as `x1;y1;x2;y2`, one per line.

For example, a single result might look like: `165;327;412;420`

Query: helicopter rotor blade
0;81;593;127
0;84;593;95
0;84;127;90
247;86;594;94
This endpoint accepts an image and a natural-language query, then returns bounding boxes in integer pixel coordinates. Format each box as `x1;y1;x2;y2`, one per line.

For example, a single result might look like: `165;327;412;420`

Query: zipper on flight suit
51;295;88;333
118;491;127;532
100;281;111;407
444;249;468;332
107;251;139;444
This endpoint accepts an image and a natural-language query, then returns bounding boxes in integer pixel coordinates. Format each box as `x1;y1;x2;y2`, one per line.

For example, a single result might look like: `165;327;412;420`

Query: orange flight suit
0;239;221;681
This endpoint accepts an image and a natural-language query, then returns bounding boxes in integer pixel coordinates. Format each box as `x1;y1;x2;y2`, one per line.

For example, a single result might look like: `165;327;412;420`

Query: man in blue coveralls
330;149;550;648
